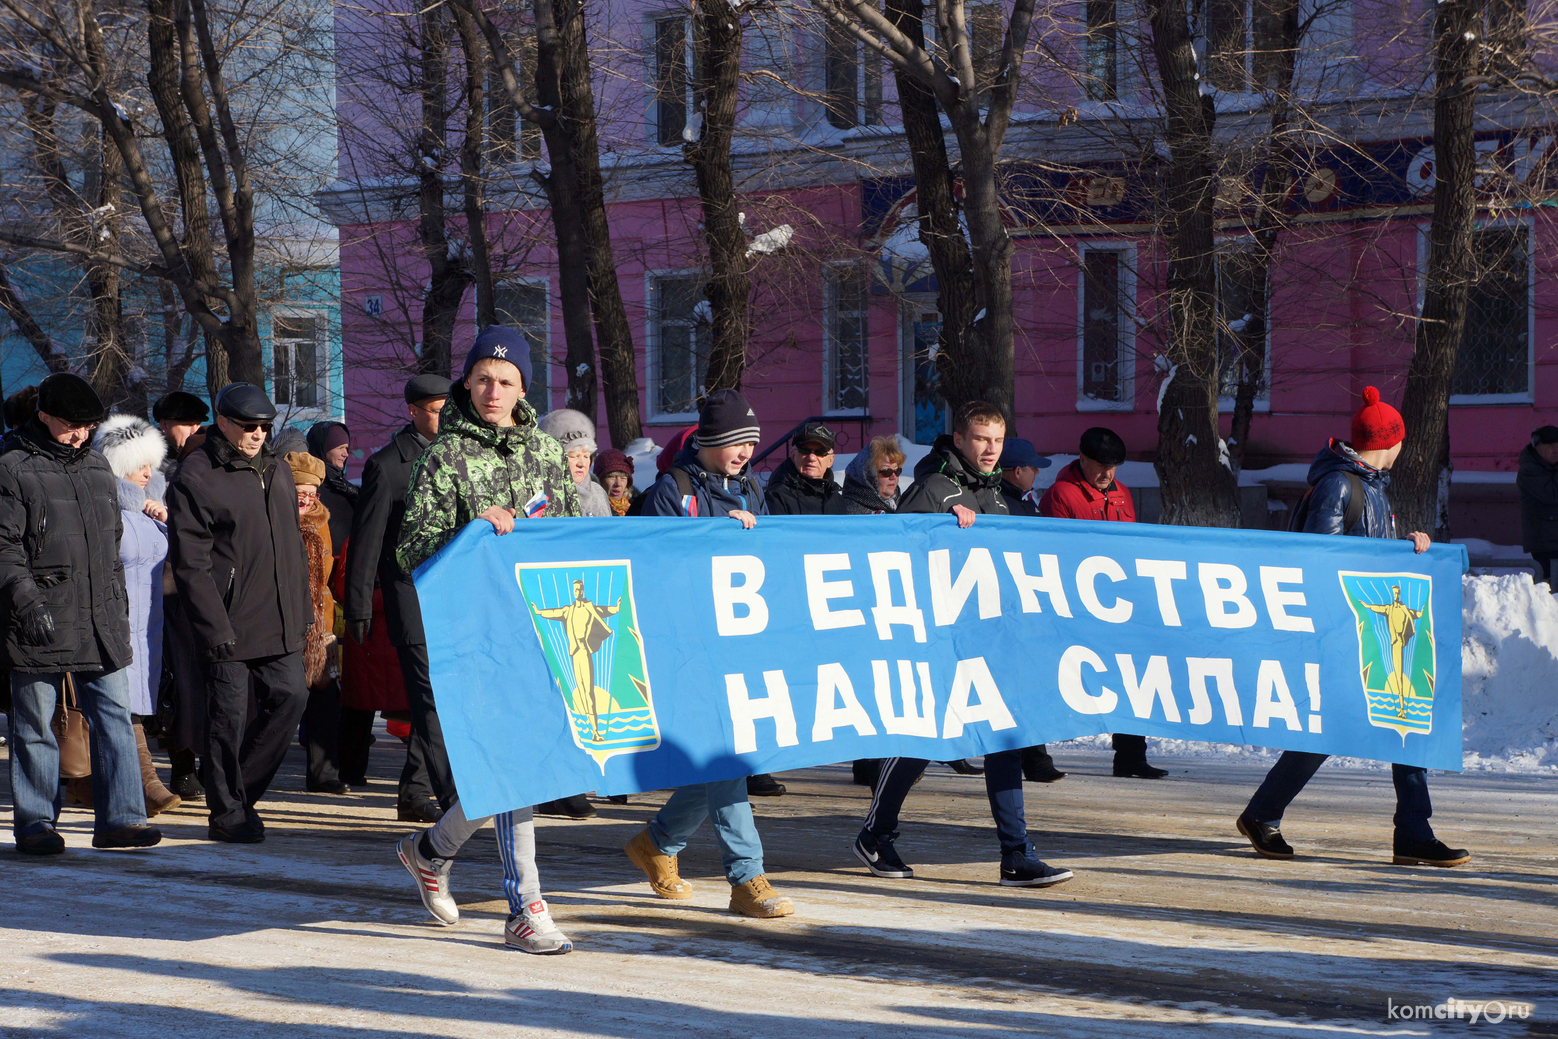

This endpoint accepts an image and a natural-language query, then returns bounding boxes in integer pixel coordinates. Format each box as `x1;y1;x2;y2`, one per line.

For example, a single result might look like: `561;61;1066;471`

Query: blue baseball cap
998;437;1051;471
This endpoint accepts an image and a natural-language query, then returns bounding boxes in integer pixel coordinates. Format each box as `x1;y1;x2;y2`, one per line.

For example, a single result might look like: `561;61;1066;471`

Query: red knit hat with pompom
1351;386;1405;451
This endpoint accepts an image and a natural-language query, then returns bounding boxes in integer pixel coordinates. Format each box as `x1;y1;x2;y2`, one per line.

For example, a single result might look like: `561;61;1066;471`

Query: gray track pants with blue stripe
426;799;540;915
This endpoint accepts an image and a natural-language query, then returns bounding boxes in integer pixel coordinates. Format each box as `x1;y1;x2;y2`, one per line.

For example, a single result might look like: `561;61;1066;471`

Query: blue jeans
647;778;764;885
8;669;146;838
866;748;1030;862
1245;751;1435;843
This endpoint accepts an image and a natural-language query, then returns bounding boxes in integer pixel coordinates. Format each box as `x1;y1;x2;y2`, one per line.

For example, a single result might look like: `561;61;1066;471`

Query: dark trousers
204;652;309;828
301;678;344;786
1245;750;1434;843
338;707;374;784
864;748;1029;860
398;642;457;809
1533;552;1557;588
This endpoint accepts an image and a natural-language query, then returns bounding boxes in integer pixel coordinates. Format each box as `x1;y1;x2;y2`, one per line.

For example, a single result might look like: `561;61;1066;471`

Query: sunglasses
796;444;833;457
877;467;902;478
234;421;273;434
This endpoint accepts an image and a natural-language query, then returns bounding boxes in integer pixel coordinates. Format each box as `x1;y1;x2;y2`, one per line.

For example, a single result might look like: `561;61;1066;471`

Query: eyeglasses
296;494;318;507
877;467;902;478
796;444;833;457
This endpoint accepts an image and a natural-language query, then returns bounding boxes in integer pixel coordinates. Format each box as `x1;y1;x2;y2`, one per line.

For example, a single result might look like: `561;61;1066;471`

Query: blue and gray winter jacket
1303;439;1395;539
640;446;769;519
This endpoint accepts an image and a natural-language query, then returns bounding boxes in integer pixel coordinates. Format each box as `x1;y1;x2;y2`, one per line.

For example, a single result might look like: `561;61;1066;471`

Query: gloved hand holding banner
416;514;1467;819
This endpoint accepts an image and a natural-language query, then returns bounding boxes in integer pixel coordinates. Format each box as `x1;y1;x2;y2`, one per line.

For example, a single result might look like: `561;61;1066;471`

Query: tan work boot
135;722;182;817
624;828;694;900
729;874;794;919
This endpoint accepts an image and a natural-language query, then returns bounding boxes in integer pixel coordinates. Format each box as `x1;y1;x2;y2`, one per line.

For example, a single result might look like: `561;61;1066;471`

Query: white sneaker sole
397;836;459;926
1000;868;1074;888
505;930;573;954
852;840;913;879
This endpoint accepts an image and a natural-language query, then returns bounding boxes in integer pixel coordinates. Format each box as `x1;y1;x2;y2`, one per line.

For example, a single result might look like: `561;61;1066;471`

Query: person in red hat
1234;386;1470;868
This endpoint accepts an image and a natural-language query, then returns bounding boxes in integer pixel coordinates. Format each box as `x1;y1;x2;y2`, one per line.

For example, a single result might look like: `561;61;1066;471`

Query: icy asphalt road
2;742;1554;1038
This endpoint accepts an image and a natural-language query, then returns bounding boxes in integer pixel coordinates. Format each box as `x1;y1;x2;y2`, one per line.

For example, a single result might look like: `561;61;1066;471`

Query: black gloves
347;618;371;645
15;603;55;646
207;640;238;663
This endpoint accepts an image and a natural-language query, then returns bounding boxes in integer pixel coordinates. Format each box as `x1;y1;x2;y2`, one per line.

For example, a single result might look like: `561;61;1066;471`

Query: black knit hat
405;373;453;404
694;389;761;449
462;325;533;388
215;382;277;422
37;373;106;424
152;390;210;424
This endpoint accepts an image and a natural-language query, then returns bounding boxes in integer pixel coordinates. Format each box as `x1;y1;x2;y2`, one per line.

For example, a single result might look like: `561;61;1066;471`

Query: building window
825;265;869;413
1205;0;1287;93
495;281;551;410
745;23;793;126
1215;244;1269;402
649;275;711;417
653;15;690;146
488;31;542;163
823;22;882;129
1453;225;1531;399
1084;0;1118;101
272;315;326;410
1078;248;1134;406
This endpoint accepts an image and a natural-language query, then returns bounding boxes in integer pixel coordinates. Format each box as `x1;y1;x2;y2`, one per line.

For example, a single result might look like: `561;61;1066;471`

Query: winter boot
729;874;794;918
136;722;182;817
65;776;94;808
624;828;694;899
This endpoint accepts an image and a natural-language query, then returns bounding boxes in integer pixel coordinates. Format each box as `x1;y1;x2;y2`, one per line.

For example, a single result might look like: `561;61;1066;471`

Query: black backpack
1288;471;1365;534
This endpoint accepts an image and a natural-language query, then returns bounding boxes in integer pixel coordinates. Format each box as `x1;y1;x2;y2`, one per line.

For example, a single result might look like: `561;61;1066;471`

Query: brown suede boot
135;722;182;817
624;828;694;899
64;776;94;808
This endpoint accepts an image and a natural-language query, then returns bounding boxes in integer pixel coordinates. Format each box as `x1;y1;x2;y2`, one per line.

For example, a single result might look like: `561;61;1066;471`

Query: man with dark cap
1518;425;1558;588
763;421;841;516
1038;426;1166;780
152;391;209;467
1;373;161;853
166;382;312;843
345;373;451;824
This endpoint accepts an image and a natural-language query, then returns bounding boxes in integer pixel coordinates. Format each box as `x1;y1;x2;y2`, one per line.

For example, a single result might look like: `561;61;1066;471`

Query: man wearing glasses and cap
763;420;842;516
167;382;313;843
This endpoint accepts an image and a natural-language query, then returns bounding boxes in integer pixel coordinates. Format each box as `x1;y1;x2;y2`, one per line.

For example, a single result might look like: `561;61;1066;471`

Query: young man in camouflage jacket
393;327;581;955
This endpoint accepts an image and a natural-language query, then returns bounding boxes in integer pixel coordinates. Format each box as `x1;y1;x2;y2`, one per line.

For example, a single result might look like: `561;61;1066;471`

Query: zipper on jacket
223;567;237;610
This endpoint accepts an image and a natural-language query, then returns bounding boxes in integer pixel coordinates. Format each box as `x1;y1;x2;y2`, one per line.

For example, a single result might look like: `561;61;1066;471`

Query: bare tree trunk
687;0;748;392
1146;0;1240;526
83;121;132;410
944;120;1015;422
1393;0;1482;539
454;7;497;329
417;4;471;377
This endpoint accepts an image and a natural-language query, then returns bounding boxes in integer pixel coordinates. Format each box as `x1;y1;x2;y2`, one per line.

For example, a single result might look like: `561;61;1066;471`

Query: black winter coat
0;420;131;673
307;422;359;549
763;458;842;515
1518;444;1558;554
166;433;311;661
344;426;429;646
898;435;1009;516
999;479;1041;517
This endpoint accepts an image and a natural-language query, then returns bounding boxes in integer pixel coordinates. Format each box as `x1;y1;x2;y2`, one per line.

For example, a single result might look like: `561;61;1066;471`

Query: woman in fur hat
286;451;350;796
538;409;611;517
92;414;181;816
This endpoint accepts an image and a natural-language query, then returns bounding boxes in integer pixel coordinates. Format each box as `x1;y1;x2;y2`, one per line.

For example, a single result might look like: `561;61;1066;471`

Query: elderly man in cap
345;373;452;824
1;373;162;853
763;420;841;516
166;382;312;843
152;391;209;466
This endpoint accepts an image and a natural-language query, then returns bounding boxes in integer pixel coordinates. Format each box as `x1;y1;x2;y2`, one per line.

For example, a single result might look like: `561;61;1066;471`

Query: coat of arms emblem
515;560;660;768
1338;571;1435;739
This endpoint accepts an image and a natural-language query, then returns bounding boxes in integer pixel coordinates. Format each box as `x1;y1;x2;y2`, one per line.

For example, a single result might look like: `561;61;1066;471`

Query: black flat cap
215;382;277;422
37;373;106;424
405;373;453;404
795;420;836;450
153;390;210;424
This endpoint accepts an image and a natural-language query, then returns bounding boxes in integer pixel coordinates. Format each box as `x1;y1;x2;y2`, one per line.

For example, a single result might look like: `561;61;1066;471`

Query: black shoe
1392;838;1471;867
1236;813;1294;859
16;829;65;856
172;772;204;801
606;795;628;805
853;830;914;878
92;824;162;849
535;794;596;819
1000;856;1073;887
747;773;786;797
339;773;367;787
307;778;352;795
944;758;985;776
208;820;265;844
1024;764;1066;783
851;759;881;788
1113;761;1169;779
397;798;444;823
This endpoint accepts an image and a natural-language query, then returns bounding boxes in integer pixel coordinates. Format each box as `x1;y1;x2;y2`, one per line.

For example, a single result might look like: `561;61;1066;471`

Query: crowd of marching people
2;323;1480;954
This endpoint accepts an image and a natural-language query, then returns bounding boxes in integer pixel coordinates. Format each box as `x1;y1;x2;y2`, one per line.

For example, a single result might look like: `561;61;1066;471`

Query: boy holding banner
1235;386;1470;868
627;389;796;919
854;402;1075;889
393;326;581;954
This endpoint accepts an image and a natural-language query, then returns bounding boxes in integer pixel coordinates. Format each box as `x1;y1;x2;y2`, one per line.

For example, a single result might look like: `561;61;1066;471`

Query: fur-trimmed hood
94;414;167;479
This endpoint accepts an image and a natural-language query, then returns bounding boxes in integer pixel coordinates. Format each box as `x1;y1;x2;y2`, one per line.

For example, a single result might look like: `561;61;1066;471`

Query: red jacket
1038;460;1136;523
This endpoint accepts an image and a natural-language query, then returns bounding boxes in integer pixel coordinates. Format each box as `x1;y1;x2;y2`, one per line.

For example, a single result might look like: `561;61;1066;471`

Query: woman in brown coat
286;452;350;795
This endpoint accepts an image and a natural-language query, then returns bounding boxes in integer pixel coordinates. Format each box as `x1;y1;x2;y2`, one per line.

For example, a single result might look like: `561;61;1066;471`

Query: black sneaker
1392;838;1471;867
747;773;786;797
17;828;65;856
1000;856;1073;887
1236;813;1294;859
853;830;914;878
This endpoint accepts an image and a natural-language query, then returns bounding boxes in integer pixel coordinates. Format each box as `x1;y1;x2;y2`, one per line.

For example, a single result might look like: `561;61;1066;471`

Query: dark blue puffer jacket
1303;439;1395;539
640;446;769;519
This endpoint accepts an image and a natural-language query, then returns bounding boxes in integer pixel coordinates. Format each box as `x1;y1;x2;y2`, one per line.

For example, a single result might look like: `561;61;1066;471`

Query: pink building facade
323;0;1558;536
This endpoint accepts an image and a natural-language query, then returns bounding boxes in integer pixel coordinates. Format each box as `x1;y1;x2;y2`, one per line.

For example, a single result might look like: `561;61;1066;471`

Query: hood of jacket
671;445;765;512
1307;438;1388;490
442;383;544;456
913;434;1002;492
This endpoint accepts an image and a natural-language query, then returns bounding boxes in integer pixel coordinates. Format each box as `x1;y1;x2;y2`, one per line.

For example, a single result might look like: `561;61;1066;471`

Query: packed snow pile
1459;572;1558;772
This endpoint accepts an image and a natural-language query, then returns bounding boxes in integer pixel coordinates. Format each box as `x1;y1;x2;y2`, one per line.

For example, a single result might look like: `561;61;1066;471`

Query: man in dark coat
763;421;841;516
1518;425;1558;587
855;402;1073;890
166;382;312;843
344;374;451;823
1;373;160;853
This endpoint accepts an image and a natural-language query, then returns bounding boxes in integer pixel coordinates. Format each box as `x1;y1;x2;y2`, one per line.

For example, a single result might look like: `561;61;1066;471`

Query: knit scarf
608;494;632;517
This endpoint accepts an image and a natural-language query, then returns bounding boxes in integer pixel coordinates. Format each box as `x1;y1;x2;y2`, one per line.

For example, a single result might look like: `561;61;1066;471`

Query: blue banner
416;515;1467;819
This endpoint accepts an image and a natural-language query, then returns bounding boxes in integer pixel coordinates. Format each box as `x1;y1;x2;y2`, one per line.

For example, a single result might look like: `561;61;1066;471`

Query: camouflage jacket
396;387;581;572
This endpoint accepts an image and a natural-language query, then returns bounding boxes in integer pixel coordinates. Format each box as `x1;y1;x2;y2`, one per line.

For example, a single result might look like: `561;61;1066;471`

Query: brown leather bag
51;674;91;779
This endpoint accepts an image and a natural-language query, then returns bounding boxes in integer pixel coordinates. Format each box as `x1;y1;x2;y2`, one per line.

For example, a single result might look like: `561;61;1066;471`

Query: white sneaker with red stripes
504;899;572;955
397;832;458;925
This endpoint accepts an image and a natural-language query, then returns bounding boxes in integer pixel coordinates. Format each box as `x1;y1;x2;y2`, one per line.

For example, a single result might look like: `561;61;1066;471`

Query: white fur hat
537;408;598;456
93;414;167;479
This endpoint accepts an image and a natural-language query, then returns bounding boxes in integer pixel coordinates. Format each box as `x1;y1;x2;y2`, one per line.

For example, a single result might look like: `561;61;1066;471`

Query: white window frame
807;22;886;134
823;262;870;416
646;11;693;148
1076;242;1137;412
495;276;552;413
1213;235;1272;413
1437;215;1536;406
645;269;710;422
1198;0;1289;103
269;307;331;420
